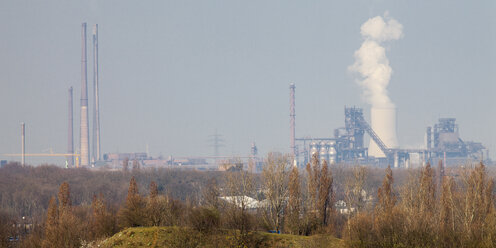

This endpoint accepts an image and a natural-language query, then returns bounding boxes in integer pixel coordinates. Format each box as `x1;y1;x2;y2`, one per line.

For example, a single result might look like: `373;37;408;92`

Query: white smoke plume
349;14;403;108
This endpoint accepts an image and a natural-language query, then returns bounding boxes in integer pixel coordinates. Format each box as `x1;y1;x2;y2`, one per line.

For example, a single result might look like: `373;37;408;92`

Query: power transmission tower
208;130;225;157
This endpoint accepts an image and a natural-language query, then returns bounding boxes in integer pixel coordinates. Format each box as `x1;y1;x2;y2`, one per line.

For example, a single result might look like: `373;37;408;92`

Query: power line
207;130;225;157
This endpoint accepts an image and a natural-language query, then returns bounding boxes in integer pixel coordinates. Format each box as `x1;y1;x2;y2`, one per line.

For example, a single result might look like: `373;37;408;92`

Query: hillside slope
98;226;344;248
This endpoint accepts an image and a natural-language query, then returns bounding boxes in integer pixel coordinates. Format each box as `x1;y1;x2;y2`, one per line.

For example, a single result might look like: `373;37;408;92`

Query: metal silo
309;141;319;162
327;141;337;164
310;142;318;156
319;141;328;164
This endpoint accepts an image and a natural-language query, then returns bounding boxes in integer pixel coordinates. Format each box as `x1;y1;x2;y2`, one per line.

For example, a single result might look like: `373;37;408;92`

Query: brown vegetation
305;154;335;234
0;158;494;247
344;162;496;248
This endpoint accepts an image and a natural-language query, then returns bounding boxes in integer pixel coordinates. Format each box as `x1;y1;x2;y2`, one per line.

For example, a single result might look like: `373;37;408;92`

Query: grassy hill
98;226;344;248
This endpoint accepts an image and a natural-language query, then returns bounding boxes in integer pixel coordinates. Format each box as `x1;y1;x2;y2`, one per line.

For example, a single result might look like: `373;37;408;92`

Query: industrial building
296;106;406;167
101;152;260;171
290;84;489;168
426;118;487;165
294;107;488;168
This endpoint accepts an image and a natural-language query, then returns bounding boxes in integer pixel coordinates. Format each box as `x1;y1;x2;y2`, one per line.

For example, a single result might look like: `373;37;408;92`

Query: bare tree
42;196;58;248
304;153;334;231
345;166;368;215
145;181;162;226
42;183;83;248
378;165;396;214
91;193;116;239
305;153;320;219
261;152;291;232
222;159;255;243
399;167;420;226
58;181;71;211
202;178;221;210
439;175;458;246
344;166;368;239
318;160;333;227
419;163;436;216
374;165;401;247
460;162;494;244
0;211;15;248
118;176;145;228
285;166;302;234
149;181;158;199
408;163;437;246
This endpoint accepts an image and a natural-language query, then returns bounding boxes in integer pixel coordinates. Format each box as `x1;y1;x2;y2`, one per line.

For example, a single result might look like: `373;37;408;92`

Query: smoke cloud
349;14;403;108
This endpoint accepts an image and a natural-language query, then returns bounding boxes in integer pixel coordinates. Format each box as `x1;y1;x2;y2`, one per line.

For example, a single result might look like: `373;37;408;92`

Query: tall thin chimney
289;83;296;165
80;23;90;167
92;24;101;163
68;87;74;167
21;122;25;166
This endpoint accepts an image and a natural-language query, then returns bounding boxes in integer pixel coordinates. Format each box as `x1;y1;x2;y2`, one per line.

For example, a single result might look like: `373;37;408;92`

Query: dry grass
98;226;344;248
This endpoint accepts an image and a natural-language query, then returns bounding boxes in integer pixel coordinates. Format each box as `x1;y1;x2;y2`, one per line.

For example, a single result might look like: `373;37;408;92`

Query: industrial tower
92;24;101;163
80;23;90;167
21;122;25;166
68;87;74;167
289;83;296;164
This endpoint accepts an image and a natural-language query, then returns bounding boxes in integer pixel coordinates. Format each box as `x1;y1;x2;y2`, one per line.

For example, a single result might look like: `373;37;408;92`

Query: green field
98;226;344;248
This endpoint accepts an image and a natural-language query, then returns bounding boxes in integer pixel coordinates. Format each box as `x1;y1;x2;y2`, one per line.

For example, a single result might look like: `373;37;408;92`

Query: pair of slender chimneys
68;23;100;167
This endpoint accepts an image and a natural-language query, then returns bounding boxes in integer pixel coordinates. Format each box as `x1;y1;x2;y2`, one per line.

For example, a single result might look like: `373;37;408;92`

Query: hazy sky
1;0;495;165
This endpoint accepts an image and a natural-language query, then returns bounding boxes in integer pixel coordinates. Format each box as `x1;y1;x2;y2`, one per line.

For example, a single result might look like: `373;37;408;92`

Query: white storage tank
319;141;329;164
310;141;319;158
327;141;337;164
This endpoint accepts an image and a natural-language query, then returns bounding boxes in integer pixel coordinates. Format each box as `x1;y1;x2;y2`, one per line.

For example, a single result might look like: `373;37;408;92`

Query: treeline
0;162;223;247
344;162;496;247
1;155;495;247
0;162;221;218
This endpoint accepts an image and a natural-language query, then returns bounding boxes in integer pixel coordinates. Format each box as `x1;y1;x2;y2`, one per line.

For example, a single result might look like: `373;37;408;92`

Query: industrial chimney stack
80;23;90;167
68;87;74;167
21;122;25;166
289;83;296;165
92;24;101;163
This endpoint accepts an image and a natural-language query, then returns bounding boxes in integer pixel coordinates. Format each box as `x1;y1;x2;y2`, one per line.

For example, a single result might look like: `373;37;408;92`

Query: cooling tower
80;23;90;167
368;107;398;157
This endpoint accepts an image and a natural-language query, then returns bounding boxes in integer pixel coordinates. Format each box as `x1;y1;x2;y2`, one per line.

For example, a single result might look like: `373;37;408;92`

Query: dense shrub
189;207;220;233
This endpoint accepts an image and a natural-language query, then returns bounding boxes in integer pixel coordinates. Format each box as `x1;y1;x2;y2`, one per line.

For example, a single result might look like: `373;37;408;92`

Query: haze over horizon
1;0;495;165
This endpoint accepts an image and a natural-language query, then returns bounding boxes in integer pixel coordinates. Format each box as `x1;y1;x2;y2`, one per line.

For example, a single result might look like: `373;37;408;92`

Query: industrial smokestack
68;87;74;167
92;24;101;163
80;23;90;167
289;83;296;165
21;122;25;166
349;14;403;157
